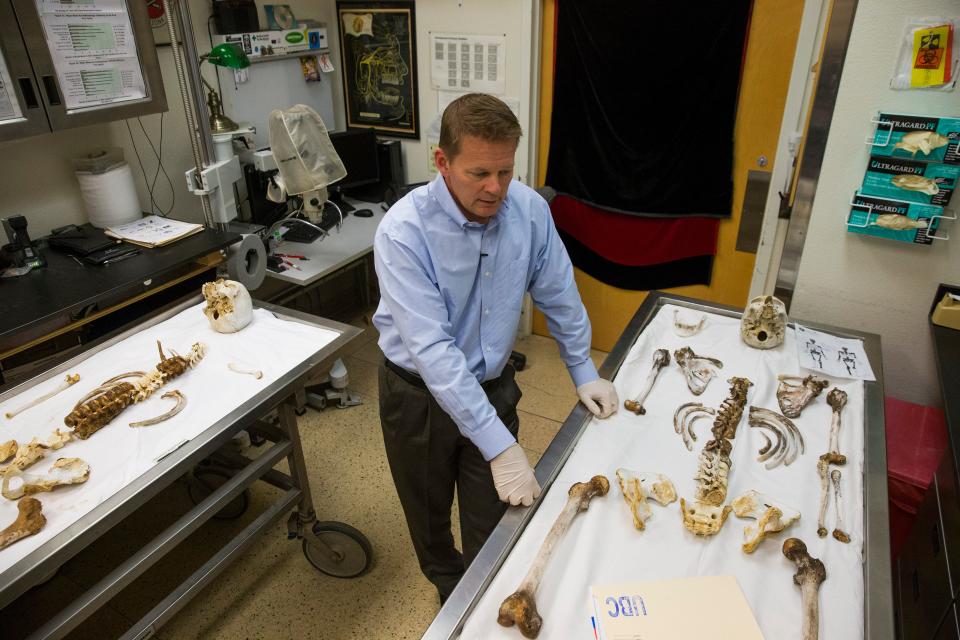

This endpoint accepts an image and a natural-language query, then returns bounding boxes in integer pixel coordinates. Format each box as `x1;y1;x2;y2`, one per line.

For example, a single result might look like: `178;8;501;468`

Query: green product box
846;192;945;245
861;155;958;206
869;113;960;165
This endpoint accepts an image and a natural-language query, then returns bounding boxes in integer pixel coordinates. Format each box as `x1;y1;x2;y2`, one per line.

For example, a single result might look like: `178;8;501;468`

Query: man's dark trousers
378;360;522;600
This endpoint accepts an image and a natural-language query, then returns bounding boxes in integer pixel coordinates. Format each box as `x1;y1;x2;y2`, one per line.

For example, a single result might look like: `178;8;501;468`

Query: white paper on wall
430;33;506;95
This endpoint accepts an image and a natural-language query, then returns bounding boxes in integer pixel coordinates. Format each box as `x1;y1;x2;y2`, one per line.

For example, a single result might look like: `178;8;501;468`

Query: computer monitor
330;129;380;192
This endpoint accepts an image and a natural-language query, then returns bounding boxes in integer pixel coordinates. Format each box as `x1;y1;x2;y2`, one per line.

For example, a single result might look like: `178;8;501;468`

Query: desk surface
266;200;386;287
0;228;240;341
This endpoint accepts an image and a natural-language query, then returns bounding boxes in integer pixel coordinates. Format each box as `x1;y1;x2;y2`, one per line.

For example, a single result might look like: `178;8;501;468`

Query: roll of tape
227;233;266;290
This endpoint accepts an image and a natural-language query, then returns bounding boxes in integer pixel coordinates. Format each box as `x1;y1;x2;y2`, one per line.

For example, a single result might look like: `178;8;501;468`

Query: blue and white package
861;155;958;206
869;113;960;165
846;192;944;245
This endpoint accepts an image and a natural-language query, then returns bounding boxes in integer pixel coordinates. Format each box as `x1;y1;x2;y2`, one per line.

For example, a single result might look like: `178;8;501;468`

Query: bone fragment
43;429;74;450
748;406;805;469
0;441;17;464
816;457;830;538
732;490;800;553
129;391;186;428
826;388;848;465
673;402;715;451
831;470;850;543
227;362;264;380
776;375;829;418
5;374;80;419
497;476;609;638
680;497;732;536
2;458;90;500
782;538;826;640
0;497;46;550
5;441;48;472
623;349;670;415
673;347;723;395
672;310;706;337
615;469;676;531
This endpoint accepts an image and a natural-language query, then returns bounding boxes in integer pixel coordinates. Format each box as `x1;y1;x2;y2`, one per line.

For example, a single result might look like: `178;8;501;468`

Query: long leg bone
129;391;187;427
831;469;850;543
776;375;829;418
732;490;800;553
816;457;830;538
624;349;670;415
782;538;826;640
5;374;81;419
2;458;91;500
673;310;706;337
0;497;46;550
615;469;676;531
228;362;264;380
826;388;848;465
673;347;724;395
497;476;609;638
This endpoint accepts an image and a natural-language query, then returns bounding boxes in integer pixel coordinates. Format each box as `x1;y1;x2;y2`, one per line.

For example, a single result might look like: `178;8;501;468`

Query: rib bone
615;469;676;531
5;374;80;419
0;497;46;549
776;375;829;418
816;457;830;538
2;458;90;500
748;406;805;469
782;538;826;640
673;347;723;395
228;362;264;380
129;391;186;427
732;490;800;553
831;469;850;543
826;388;848;465
624;349;670;415
497;476;609;638
673;310;706;337
673;402;715;451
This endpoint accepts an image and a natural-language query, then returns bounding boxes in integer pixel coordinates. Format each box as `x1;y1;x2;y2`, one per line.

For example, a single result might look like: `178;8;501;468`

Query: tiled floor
1;312;606;640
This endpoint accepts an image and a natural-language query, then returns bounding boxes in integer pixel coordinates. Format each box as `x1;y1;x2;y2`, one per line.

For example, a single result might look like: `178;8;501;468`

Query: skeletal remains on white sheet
679;498;732;536
782;537;826;640
776;374;829;418
672;309;706;337
0;440;16;464
831;470;850;543
0;429;76;475
4;373;80;420
740;295;786;349
2;458;90;500
623;349;669;415
0;497;45;550
615;468;676;531
731;490;800;553
498;475;609;639
748;406;805;469
228;362;264;380
202;278;253;333
825;388;848;465
129;391;187;427
816;457;831;538
673;347;723;396
673;402;715;451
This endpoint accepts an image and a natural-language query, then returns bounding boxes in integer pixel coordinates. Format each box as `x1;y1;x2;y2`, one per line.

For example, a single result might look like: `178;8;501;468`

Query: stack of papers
105;215;204;248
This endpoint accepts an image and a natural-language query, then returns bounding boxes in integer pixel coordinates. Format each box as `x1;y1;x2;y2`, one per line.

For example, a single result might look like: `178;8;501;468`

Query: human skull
202;279;253;333
740;295;786;349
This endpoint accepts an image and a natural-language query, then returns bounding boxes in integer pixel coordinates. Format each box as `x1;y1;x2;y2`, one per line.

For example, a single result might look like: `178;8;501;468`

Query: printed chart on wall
0;49;24;123
34;0;146;111
430;33;505;95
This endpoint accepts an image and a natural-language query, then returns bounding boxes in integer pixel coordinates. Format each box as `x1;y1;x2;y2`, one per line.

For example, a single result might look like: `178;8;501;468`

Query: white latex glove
490;443;541;506
576;378;619;418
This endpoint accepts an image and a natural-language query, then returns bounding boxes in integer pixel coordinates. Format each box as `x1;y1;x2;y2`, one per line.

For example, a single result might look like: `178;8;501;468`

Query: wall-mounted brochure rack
847;191;955;244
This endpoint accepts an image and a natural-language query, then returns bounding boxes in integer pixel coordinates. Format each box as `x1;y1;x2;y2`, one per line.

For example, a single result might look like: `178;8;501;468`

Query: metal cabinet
936;609;960;640
0;0;166;143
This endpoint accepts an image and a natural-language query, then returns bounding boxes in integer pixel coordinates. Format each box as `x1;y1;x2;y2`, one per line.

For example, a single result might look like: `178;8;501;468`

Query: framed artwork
336;1;419;138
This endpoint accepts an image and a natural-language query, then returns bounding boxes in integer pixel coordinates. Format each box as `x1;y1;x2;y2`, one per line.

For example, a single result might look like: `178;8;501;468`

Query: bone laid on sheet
776;374;829;418
782;538;826;640
732;490;800;553
5;373;80;419
228;362;264;380
2;458;90;500
129;391;187;428
673;347;723;395
0;497;46;550
672;309;706;337
616;468;676;531
623;349;669;415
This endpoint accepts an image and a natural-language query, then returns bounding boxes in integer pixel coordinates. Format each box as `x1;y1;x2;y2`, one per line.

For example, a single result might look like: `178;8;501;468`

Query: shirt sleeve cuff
568;359;600;389
473;421;518;461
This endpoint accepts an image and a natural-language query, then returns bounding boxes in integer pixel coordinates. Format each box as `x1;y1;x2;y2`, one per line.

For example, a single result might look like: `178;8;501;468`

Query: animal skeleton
623;349;669;415
673;347;723;395
129;391;186;427
2;458;90;500
228;363;264;380
732;490;800;553
0;497;45;550
894;130;949;157
891;174;939;195
5;374;80;419
825;388;848;465
831;470;850;543
64;341;205;440
497;476;609;638
869;214;928;230
776;375;829;418
673;402;715;451
748;406;805;469
782;538;826;640
672;310;706;337
615;469;676;531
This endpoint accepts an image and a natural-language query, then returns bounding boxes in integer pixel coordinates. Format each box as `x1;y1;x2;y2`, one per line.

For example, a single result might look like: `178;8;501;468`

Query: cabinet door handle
932;522;941;557
912;567;920;602
17;77;39;109
41;75;61;106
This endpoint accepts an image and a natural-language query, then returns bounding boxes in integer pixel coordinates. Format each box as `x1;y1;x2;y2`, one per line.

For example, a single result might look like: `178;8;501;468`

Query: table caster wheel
302;521;372;578
187;468;249;520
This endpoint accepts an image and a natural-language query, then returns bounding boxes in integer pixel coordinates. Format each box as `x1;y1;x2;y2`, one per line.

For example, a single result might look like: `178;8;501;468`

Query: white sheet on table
461;304;866;640
0;303;340;573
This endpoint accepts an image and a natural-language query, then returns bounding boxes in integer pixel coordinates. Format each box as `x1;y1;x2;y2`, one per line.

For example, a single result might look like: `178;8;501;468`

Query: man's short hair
439;93;522;159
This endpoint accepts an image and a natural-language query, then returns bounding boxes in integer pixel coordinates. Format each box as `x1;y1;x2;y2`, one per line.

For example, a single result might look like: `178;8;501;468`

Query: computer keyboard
280;221;324;244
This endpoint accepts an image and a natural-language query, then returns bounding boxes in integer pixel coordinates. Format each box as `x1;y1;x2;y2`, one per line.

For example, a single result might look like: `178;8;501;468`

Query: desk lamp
199;43;250;133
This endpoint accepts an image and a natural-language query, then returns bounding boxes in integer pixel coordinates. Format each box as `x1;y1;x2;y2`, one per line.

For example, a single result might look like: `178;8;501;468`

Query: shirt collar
428;173;510;230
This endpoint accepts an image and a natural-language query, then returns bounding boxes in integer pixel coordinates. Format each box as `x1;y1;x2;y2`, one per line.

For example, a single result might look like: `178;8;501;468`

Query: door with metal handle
0;0;52;143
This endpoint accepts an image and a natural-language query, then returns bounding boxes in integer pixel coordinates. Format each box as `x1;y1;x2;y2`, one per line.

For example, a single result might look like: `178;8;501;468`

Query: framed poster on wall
336;1;419;138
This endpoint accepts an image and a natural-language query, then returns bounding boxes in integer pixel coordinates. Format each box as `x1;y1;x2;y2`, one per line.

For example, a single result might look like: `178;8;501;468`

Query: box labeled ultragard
846;192;943;245
870;113;960;165
862;155;958;206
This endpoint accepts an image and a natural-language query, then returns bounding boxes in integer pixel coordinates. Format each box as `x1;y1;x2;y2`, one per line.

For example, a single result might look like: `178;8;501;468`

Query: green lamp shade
206;43;250;69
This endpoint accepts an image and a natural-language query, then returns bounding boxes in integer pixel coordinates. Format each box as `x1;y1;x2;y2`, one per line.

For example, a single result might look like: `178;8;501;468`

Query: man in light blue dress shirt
373;94;618;603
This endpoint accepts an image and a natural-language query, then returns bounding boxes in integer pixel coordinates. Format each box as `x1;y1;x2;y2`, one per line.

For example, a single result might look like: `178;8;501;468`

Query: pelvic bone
2;458;90;500
732;490;800;554
615;468;676;531
0;497;46;550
